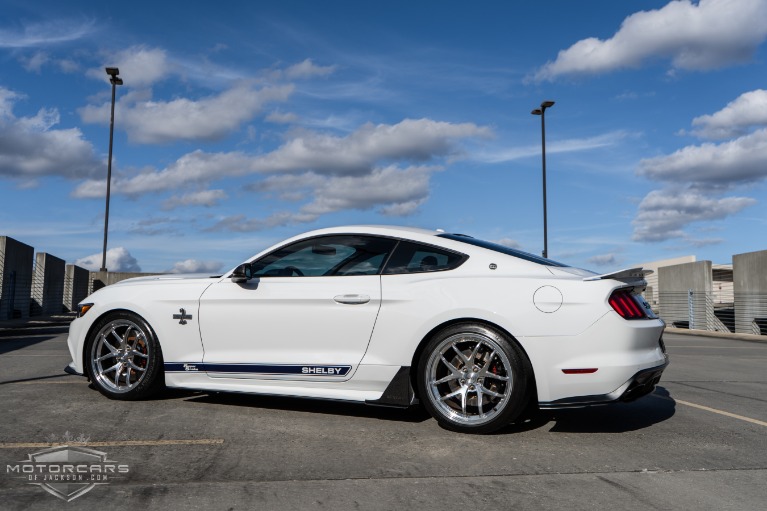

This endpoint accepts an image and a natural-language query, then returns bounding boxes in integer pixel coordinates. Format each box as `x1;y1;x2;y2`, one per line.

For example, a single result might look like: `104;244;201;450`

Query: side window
382;241;467;275
251;235;397;277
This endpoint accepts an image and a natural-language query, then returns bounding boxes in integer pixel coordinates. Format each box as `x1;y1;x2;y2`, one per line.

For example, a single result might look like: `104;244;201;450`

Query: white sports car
66;225;667;433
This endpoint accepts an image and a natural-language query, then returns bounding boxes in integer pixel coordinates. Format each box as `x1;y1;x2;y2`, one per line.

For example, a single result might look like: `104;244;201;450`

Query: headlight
77;303;94;318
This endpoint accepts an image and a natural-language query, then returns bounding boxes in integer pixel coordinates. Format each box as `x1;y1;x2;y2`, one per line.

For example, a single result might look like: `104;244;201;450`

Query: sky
1;0;767;274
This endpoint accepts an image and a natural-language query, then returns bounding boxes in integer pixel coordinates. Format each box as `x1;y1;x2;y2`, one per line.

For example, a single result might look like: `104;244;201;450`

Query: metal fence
658;291;767;336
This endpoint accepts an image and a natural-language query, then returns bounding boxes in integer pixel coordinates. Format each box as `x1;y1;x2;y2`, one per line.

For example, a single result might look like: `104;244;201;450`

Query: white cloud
58;59;79;73
72;151;254;198
162;189;228;210
85;46;171;87
533;0;767;81
206;212;317;233
0;87;102;180
73;118;489;229
633;89;767;244
73;118;490;197
587;253;620;267
20;51;49;73
637;128;767;185
284;59;337;79
632;188;756;242
210;165;438;232
0;19;96;48
494;238;522;249
76;247;141;272
166;259;222;274
477;131;628;163
691;89;767;139
0;87;21;117
266;111;299;124
250;118;490;175
79;83;293;143
301;165;435;217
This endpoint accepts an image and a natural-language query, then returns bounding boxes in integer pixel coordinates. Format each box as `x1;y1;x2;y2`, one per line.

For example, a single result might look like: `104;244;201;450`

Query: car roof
297;225;443;239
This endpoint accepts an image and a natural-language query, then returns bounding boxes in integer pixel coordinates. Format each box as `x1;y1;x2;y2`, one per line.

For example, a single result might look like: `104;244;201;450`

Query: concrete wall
635;255;696;306
733;250;767;335
64;264;90;312
658;261;713;330
30;252;66;316
0;236;35;320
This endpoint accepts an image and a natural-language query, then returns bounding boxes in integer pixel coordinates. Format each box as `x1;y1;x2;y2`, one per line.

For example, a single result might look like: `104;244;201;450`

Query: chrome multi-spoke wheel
86;312;164;400
91;319;149;393
418;323;529;433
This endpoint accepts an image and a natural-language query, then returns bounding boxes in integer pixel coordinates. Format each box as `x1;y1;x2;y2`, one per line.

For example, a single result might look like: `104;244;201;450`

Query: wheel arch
408;317;536;401
81;308;160;378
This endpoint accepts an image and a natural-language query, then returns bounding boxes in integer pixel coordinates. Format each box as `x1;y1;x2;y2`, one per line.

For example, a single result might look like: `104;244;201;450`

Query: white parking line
13;380;84;384
0;439;225;449
665;345;766;349
1;354;71;357
652;394;767;427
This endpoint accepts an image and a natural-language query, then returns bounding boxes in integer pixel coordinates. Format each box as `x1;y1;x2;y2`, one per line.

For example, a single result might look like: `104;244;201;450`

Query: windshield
438;233;569;267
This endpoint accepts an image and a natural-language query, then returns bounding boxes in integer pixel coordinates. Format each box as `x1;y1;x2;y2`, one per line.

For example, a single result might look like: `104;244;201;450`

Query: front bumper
538;356;669;410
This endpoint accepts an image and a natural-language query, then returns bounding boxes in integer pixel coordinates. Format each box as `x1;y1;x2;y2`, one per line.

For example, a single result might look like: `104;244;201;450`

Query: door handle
333;294;370;305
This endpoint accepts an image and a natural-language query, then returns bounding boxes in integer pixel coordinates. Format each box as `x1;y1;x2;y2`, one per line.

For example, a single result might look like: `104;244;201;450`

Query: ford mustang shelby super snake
66;225;667;433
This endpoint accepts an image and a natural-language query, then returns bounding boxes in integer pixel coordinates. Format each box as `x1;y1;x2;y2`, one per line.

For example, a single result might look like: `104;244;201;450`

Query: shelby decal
302;366;345;375
164;363;351;376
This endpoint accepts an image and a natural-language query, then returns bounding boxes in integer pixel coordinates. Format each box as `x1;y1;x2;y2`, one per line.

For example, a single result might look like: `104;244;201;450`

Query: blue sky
2;0;767;273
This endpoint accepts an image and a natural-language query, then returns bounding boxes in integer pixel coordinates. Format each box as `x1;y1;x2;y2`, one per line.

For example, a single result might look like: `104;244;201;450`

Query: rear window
438;233;569;267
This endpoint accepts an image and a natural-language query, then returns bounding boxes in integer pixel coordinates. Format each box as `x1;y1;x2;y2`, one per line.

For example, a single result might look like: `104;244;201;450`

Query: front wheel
85;311;165;400
417;323;529;434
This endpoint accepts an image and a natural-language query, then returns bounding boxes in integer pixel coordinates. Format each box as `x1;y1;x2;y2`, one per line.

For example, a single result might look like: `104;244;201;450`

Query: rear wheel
86;311;164;400
417;323;529;433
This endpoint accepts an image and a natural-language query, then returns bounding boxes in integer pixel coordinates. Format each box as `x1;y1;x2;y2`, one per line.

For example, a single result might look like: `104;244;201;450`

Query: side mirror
231;263;252;283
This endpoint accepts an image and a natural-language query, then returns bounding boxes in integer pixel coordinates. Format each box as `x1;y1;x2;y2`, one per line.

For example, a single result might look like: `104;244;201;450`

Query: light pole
531;100;555;259
101;67;123;272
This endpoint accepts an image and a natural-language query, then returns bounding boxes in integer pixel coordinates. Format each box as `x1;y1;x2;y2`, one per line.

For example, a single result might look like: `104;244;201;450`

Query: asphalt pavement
1;326;765;510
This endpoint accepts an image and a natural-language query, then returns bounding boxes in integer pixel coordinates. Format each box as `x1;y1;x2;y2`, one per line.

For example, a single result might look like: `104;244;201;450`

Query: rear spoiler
583;267;652;283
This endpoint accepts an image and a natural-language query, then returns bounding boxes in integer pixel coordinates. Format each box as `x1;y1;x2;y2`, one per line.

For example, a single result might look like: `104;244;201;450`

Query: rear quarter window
383;241;467;274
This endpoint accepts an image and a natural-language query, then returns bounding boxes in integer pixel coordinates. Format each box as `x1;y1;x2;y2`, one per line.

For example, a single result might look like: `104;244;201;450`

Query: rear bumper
538;356;669;410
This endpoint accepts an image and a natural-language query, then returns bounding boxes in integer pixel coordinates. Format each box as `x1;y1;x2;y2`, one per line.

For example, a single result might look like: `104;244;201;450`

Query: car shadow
128;385;677;432
0;373;83;385
178;390;433;424
497;386;677;435
0;333;67;355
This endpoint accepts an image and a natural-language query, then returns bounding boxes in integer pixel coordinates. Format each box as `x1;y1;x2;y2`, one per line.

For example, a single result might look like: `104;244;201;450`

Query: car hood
113;273;222;285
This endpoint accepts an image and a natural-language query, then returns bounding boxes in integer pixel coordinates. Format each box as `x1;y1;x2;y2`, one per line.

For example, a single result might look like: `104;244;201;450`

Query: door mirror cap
231;263;252;283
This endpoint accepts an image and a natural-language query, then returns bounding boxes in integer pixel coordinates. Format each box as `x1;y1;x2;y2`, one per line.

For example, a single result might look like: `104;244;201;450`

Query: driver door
198;235;397;381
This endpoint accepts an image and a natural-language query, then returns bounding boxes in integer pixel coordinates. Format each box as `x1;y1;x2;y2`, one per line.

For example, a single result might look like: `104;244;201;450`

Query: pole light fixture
101;67;123;272
531;100;555;259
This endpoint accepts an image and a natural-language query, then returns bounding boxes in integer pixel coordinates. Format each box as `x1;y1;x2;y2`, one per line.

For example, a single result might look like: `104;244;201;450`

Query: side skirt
365;366;418;408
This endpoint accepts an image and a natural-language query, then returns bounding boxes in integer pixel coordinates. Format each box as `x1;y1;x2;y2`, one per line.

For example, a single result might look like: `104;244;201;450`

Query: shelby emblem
172;308;193;325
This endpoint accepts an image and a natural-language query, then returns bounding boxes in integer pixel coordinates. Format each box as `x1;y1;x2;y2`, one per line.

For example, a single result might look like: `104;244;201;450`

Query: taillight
609;290;647;319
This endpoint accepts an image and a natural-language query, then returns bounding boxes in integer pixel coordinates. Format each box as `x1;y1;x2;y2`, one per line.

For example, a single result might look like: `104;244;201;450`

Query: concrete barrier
0;236;35;320
31;252;66;316
64;264;90;312
733;250;767;335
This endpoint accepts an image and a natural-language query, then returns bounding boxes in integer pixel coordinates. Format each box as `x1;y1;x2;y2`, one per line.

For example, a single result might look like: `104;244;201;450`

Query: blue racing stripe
164;362;351;376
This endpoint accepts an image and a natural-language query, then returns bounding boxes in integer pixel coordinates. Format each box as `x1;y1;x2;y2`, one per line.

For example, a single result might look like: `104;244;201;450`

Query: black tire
417;323;529;434
85;311;165;400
